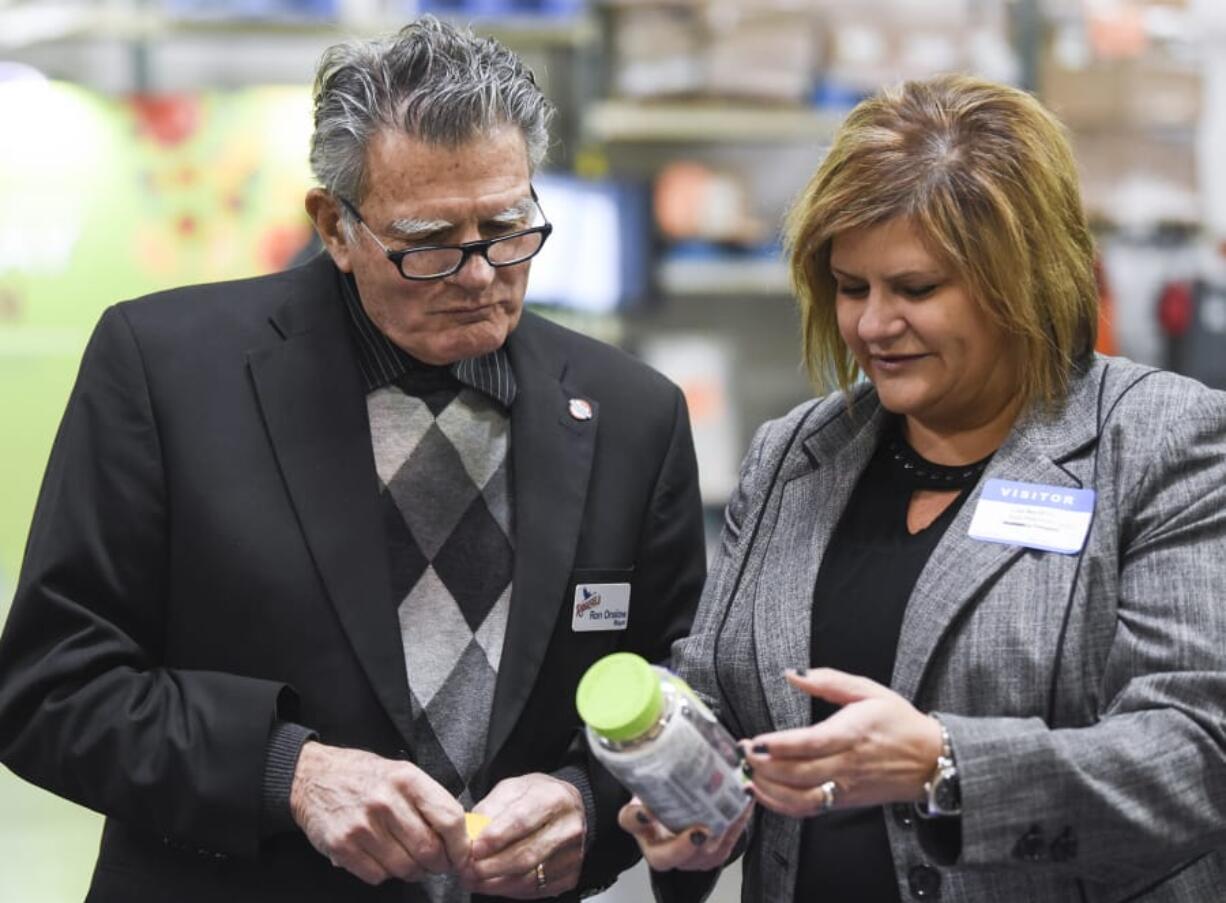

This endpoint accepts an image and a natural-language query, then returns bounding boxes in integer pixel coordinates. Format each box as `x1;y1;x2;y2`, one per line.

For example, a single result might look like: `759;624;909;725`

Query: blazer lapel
754;394;887;732
484;314;597;763
246;257;415;748
892;362;1105;703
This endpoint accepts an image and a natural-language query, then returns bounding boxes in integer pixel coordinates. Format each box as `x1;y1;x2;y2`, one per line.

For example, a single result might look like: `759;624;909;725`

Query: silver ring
535;862;547;890
818;780;839;814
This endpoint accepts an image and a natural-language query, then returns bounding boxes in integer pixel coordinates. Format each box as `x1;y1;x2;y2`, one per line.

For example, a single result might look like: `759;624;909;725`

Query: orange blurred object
653;160;764;245
1094;257;1119;356
1088;8;1148;60
654;161;712;241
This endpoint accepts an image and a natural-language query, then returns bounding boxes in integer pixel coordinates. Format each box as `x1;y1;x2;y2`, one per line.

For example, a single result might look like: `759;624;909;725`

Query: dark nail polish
741;762;754;778
635;811;650;825
793;667;808;677
752;743;769;755
690;832;708;846
734;744;746;762
743;785;755;796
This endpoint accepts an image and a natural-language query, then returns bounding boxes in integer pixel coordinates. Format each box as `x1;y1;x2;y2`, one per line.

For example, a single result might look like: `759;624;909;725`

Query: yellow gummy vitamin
465;812;491;839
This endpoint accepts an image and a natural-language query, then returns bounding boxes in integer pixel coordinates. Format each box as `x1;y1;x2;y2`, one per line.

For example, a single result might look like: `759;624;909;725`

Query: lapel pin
568;398;593;421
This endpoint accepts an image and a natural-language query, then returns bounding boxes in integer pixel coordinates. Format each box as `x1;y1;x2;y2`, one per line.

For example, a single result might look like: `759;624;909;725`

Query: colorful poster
0;78;316;608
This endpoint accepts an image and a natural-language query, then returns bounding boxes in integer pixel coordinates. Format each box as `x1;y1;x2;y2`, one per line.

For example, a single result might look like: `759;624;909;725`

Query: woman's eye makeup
831;274;943;299
900;283;940;299
835;282;869;297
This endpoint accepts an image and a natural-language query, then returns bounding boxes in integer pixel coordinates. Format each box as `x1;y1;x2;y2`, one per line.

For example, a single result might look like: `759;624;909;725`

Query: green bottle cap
576;652;663;743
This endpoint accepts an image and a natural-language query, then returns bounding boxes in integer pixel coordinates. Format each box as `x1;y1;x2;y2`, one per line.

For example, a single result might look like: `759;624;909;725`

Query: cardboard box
1042;58;1202;131
610;3;819;102
704;13;819;102
1073;130;1199;227
612;7;704;98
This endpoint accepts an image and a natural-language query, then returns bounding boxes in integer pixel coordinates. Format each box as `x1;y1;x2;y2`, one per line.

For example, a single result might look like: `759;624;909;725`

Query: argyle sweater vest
367;370;512;903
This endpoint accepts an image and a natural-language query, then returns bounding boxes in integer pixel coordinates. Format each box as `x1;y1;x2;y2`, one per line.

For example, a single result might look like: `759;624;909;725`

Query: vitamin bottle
576;652;750;835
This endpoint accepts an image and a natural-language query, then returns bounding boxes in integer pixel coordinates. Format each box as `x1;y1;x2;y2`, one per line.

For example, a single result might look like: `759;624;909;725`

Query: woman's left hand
743;668;944;818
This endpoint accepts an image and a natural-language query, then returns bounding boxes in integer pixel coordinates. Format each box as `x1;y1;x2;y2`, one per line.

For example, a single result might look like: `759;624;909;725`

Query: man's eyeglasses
337;188;552;281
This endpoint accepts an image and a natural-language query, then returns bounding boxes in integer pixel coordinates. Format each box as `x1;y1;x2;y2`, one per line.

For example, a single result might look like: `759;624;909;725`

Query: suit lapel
247;257;415;748
891;361;1106;702
755;394;886;732
889;438;1074;701
484;314;597;763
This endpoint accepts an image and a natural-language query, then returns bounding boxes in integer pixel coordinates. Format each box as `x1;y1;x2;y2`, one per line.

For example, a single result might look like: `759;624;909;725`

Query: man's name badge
968;478;1095;554
571;583;630;632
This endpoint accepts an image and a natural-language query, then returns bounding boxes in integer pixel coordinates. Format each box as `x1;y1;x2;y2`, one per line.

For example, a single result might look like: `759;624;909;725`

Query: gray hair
309;16;554;235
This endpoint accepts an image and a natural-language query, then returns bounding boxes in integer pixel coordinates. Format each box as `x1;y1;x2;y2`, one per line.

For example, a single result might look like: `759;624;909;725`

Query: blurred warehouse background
1;0;1225;899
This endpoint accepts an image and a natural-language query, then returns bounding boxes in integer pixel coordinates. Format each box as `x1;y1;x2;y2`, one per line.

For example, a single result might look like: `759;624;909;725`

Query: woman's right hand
617;796;754;872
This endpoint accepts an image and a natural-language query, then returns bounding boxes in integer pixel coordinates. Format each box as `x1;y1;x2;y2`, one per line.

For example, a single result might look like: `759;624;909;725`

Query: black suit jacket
0;254;706;902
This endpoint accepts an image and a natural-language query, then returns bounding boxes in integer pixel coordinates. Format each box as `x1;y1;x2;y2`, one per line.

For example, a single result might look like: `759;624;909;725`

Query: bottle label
603;709;749;836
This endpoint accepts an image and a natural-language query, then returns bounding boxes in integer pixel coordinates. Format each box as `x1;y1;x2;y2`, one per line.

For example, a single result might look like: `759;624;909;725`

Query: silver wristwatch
916;718;961;819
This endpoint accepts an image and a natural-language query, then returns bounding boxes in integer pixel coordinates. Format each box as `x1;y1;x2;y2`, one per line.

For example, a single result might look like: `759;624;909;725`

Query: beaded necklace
886;428;993;490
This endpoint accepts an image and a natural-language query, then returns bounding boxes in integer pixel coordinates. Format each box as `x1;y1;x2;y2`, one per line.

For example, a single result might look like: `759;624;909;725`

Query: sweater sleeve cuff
552;763;598;854
260;721;318;837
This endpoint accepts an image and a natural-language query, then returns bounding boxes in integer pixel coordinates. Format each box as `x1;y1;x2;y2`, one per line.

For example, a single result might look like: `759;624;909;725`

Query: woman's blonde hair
785;73;1098;410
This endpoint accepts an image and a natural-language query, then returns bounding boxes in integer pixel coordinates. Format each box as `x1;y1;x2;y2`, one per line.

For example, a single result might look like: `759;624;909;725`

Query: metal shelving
584;99;842;145
657;255;791;298
0;2;595;58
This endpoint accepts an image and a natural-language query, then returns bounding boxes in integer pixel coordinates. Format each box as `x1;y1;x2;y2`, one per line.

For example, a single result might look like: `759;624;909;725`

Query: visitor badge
572;583;630;632
968;479;1095;554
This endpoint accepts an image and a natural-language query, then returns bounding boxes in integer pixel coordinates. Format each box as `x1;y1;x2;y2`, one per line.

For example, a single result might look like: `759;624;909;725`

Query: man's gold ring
818;780;839;814
535;862;547;890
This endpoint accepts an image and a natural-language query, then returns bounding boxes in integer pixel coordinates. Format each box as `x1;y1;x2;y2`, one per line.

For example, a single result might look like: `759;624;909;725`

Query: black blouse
793;423;985;902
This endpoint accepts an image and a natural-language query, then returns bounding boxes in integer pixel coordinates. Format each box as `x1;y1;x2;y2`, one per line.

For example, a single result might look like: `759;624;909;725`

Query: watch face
934;768;960;812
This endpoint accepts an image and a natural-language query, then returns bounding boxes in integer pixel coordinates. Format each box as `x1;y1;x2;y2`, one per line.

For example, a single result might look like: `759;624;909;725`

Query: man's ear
305;188;354;273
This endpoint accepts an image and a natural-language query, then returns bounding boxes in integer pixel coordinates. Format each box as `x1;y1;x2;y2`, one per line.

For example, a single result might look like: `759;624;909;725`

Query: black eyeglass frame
336;187;553;282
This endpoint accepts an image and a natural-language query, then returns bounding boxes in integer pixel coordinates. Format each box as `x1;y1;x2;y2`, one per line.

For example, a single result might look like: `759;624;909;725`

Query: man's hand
289;741;470;886
459;773;586;898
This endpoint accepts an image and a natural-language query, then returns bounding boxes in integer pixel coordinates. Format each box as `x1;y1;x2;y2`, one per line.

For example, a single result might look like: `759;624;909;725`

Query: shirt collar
340;271;517;408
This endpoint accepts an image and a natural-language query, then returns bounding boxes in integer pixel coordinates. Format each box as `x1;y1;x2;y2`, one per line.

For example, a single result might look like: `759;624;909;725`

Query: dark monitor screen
525;173;650;314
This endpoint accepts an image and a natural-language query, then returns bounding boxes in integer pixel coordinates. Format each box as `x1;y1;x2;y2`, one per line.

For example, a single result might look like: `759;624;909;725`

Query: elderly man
0;18;705;903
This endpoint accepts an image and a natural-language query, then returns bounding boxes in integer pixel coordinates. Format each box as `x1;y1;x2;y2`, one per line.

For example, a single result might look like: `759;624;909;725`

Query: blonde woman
622;74;1226;902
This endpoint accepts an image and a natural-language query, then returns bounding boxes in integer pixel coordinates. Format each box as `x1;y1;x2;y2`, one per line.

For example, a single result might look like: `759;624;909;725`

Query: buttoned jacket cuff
260;721;318;837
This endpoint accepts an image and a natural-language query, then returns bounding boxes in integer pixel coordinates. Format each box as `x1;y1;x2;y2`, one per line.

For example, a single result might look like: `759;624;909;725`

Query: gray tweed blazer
671;355;1226;902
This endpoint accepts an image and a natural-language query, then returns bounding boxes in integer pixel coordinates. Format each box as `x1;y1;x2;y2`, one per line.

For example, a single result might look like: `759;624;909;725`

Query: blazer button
907;864;942;899
1050;827;1078;862
892;803;916;828
1012;824;1047;862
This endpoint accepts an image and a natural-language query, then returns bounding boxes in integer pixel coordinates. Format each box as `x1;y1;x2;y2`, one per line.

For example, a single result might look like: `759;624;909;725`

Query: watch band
916;716;961;819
